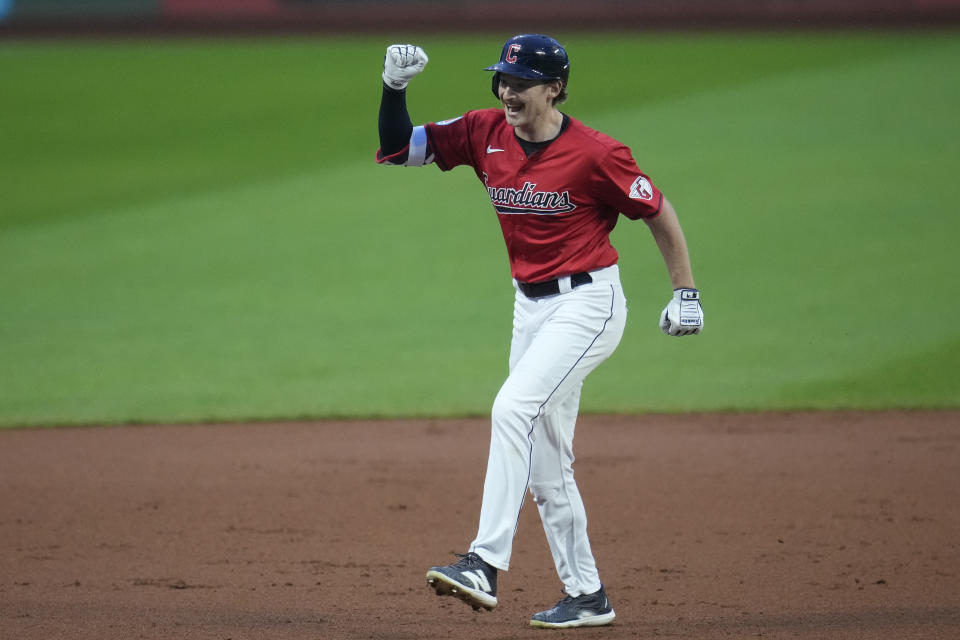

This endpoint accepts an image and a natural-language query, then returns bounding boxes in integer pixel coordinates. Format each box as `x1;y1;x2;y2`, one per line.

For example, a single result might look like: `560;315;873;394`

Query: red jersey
425;108;662;283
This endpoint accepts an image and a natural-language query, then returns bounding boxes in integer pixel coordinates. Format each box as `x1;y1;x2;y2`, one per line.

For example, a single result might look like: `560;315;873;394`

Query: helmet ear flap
490;72;500;99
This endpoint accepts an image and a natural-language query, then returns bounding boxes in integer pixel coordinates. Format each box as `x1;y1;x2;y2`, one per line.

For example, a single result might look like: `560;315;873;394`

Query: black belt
517;272;593;299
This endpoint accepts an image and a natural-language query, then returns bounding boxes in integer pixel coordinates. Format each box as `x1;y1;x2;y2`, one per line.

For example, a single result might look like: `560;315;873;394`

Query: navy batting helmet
485;34;570;99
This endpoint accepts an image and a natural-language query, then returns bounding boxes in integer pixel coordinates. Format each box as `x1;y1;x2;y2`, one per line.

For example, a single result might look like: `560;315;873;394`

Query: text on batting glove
383;44;429;90
659;288;704;336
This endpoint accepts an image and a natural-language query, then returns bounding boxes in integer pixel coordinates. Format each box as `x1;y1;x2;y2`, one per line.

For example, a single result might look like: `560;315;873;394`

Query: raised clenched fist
382;44;429;90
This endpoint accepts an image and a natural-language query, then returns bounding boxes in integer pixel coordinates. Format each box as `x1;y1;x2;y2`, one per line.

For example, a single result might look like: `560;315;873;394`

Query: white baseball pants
469;265;627;597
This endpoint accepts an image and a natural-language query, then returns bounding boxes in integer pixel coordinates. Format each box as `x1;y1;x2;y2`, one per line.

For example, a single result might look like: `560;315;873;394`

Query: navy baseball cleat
529;585;615;628
426;552;498;611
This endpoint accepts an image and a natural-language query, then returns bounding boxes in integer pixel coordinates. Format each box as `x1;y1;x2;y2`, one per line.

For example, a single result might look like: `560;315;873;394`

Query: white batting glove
659;288;704;336
382;44;428;90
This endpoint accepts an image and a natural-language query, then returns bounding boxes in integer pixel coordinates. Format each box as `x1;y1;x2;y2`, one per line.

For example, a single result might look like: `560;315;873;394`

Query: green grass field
1;31;958;427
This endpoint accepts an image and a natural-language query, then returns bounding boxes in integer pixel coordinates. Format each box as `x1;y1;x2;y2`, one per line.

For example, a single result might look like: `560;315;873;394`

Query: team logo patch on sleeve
629;175;654;201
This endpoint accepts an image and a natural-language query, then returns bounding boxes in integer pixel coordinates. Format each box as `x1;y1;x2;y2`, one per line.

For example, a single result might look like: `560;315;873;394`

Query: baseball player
376;35;704;629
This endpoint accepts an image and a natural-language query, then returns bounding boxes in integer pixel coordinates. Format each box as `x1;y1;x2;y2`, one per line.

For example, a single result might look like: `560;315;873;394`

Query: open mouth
504;102;524;116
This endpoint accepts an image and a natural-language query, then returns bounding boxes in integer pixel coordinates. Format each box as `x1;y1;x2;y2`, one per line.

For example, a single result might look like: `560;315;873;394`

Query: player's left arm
644;197;704;336
644;197;695;290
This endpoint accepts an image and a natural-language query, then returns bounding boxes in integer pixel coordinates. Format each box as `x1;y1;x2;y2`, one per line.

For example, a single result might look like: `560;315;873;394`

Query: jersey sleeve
423;113;478;171
376;124;435;166
592;144;663;220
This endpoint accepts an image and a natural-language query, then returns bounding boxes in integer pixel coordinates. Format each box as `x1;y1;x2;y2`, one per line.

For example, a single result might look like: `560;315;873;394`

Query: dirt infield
1;411;958;639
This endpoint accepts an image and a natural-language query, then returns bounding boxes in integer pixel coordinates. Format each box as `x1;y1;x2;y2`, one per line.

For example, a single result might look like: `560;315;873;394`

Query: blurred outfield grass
1;31;958;427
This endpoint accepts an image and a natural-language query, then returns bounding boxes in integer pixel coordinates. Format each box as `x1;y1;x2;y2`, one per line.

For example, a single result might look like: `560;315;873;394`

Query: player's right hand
382;44;428;90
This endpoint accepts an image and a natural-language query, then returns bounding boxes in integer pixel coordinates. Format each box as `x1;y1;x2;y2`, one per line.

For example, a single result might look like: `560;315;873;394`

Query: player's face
497;75;561;130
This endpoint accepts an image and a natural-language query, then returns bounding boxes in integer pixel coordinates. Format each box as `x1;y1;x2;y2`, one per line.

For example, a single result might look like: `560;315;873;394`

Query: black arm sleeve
378;83;413;156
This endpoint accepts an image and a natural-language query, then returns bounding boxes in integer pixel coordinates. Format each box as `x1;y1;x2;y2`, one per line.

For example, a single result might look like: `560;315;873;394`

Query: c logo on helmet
505;44;521;63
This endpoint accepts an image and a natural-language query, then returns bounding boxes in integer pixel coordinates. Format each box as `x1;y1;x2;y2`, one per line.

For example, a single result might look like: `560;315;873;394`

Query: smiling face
497;73;562;136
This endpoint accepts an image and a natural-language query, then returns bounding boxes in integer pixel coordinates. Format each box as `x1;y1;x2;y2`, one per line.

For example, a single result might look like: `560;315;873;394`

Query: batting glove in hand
383;44;428;90
659;288;704;336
